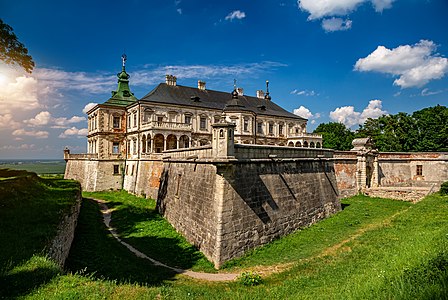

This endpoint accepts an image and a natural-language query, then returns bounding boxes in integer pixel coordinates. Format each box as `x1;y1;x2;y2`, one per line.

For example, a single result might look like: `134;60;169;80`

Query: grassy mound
0;169;79;298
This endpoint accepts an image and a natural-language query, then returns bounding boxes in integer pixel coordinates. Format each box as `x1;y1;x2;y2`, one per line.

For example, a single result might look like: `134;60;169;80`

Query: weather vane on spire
121;53;127;67
233;78;237;90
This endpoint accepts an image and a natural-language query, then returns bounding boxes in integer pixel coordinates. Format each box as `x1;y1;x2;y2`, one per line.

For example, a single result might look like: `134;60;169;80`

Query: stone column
371;155;379;187
150;138;154;153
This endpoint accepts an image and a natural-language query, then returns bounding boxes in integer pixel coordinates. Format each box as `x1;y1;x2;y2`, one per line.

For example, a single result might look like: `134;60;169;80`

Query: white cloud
290;89;318;96
321;17;352;32
1;144;36;150
355;40;448;88
298;0;394;19
330;99;387;128
225;10;246;21
0;75;40;113
59;127;88;138
133;61;287;86
371;0;395;12
177;8;182;14
12;129;49;139
293;106;313;119
83;102;99;114
421;88;443;97
25;111;85;128
298;0;364;20
0;114;21;129
298;0;395;31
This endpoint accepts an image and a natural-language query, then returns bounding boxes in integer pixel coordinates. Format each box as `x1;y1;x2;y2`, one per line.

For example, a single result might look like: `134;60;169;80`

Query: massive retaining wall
48;185;82;267
157;145;341;268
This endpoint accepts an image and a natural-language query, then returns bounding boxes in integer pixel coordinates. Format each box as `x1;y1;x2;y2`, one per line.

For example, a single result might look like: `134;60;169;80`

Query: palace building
85;56;322;163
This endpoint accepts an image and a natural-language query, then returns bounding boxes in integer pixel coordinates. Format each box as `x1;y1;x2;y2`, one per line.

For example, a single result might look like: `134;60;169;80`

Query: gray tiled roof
139;83;306;120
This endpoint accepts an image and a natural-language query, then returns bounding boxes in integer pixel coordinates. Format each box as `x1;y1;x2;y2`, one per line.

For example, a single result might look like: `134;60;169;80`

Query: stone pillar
150;138;154;153
176;137;180;149
163;137;167;151
371;154;379;187
212;121;236;158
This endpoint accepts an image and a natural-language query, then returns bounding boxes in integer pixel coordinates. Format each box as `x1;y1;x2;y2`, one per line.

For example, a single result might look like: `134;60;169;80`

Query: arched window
303;141;308;148
154;134;164;153
142;135;147;153
166;134;177;150
295;141;302;147
288;141;294;147
310;142;315;148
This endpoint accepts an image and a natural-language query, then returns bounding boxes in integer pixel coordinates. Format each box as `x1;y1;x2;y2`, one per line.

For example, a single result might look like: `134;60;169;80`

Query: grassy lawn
2;182;447;299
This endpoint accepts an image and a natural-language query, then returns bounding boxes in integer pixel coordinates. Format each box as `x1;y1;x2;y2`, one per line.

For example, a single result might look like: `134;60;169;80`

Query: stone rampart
157;146;341;268
48;186;82;267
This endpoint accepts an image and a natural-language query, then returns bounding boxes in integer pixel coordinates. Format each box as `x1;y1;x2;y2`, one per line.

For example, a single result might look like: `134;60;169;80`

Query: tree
356;105;448;152
0;19;34;73
313;122;355;150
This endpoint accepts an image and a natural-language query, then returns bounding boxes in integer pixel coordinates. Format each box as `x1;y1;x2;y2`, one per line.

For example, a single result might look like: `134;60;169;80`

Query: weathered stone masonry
157;126;341;267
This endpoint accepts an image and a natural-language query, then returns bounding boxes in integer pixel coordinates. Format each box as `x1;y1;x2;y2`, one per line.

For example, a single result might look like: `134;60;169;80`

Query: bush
238;271;263;286
440;181;448;196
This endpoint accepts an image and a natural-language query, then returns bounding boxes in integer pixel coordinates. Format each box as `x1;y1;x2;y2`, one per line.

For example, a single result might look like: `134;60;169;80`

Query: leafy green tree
313;122;355;150
0;19;34;73
412;105;448;151
357;105;447;152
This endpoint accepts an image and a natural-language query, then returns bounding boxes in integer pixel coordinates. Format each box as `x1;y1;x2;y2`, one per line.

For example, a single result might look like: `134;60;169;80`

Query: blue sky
1;0;447;159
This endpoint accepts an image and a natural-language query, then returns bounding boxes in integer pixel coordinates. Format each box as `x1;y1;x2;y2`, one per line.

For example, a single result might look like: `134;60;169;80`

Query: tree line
313;105;448;152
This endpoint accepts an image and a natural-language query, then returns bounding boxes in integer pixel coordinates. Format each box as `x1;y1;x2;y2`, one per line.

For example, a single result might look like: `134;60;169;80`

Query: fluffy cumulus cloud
225;10;246;21
0;114;21;130
355;40;448;88
321;17;352;32
293;106;321;124
298;0;395;31
25;111;85;128
12;129;49;139
0;75;40;113
330;99;387;128
82;102;99;114
59;127;88;138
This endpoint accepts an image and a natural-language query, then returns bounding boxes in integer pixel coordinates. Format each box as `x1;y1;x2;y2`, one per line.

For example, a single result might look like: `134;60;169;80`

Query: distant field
0;160;66;174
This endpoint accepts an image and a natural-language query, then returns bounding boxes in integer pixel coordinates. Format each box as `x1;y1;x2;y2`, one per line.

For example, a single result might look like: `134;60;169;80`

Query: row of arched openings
140;134;190;153
287;141;321;148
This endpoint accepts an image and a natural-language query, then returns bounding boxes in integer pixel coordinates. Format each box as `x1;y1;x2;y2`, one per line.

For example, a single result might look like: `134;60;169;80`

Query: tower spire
121;53;127;70
265;80;271;100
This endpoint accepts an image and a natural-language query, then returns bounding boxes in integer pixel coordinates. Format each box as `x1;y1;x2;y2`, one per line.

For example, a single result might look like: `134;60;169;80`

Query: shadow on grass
65;198;179;286
0;260;60;298
341;203;350;210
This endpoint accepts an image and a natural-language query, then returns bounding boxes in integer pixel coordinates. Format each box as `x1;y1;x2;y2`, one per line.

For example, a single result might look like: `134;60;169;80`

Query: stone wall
333;151;358;198
157;149;341;268
378;152;448;188
48;186;82;267
65;158;124;191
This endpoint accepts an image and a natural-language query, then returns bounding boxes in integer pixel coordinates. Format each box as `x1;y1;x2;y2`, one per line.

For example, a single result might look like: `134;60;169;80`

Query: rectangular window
257;122;263;134
243;119;249;131
113;165;119;175
185;115;191;124
416;165;423;176
125;165;129;175
131;165;134;176
133;114;137;127
133;140;137;154
269;123;274;135
127;115;131;128
157;116;164;123
112;142;119;154
279;124;283;135
113;116;120;128
200;117;207;130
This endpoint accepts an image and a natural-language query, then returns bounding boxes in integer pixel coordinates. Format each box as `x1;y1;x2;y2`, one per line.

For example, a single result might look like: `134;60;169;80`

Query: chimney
198;80;206;90
236;87;244;96
165;75;177;86
256;90;265;99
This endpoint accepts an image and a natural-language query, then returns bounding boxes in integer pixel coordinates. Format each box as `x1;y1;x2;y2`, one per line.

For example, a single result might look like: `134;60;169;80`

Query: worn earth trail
93;198;411;282
94;198;238;281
